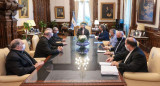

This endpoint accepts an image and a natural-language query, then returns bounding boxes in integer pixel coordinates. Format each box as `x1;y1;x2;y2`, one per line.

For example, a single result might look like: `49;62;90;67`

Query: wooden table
20;37;126;86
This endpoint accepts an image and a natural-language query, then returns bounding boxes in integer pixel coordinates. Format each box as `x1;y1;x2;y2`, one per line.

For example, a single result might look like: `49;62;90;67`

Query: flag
71;11;77;30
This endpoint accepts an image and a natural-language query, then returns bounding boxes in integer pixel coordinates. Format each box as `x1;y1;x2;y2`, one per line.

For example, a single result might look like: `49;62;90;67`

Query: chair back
148;47;160;73
21;40;30;53
0;48;10;75
74;26;79;36
85;26;92;34
32;35;39;51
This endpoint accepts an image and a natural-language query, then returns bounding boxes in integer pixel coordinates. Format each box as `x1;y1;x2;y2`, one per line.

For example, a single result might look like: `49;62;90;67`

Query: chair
85;26;92;34
0;48;29;86
74;26;79;36
22;40;35;57
22;40;46;62
32;35;39;51
123;47;160;86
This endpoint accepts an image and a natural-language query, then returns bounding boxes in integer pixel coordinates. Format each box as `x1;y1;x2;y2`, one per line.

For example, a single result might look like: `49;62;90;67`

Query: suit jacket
53;33;62;41
98;30;109;41
77;28;89;37
110;37;126;55
114;47;148;75
5;50;37;76
49;36;63;46
34;36;59;58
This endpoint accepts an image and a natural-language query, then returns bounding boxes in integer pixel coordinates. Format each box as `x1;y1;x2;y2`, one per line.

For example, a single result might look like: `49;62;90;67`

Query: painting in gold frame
100;3;115;20
55;6;65;19
19;0;29;18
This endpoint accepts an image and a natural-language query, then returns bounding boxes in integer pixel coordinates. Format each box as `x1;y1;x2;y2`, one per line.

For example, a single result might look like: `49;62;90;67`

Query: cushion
32;35;39;51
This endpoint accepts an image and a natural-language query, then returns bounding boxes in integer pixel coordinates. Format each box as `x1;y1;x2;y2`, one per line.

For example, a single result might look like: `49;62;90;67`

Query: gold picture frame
19;0;29;18
55;6;65;19
100;2;115;20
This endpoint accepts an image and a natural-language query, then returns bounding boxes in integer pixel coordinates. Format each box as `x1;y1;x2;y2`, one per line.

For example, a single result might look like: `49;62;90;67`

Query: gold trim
55;6;65;19
19;0;29;18
100;2;115;20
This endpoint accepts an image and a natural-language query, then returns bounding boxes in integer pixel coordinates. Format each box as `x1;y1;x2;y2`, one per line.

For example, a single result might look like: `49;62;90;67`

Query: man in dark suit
52;27;66;42
96;24;109;41
34;29;63;58
106;37;148;75
77;24;89;38
5;39;44;76
104;31;126;55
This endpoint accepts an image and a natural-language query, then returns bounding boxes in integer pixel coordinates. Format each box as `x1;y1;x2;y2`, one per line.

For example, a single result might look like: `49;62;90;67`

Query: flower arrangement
62;22;69;27
78;35;87;43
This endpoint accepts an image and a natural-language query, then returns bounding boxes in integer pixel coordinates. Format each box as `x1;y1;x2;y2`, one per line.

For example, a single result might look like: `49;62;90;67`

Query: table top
21;36;126;86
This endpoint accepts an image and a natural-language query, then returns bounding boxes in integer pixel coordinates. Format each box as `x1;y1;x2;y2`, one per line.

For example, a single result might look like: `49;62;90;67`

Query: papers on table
97;50;106;53
99;62;119;75
99;62;111;66
94;42;103;44
95;36;98;39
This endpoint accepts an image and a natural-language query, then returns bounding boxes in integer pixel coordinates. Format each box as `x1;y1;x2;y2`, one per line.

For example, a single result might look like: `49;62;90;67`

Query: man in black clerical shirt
34;29;63;58
106;37;148;75
5;39;44;76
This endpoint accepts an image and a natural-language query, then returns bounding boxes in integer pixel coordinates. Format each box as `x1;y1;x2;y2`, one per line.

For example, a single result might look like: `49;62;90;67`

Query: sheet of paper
99;62;111;66
101;66;119;75
97;50;106;53
95;36;98;39
94;42;103;44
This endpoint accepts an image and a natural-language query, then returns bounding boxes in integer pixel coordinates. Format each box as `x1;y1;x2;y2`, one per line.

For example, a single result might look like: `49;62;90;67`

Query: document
97;50;106;53
101;66;119;75
99;62;111;66
94;42;103;44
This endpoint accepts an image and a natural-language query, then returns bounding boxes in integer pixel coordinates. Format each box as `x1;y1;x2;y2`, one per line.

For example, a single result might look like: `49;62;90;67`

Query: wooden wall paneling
33;0;50;30
70;0;75;24
130;0;137;28
93;0;98;27
0;0;22;48
117;0;121;19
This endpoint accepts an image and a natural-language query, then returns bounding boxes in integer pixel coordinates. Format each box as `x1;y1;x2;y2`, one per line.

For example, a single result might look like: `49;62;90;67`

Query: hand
103;46;110;50
34;61;44;68
62;39;66;42
96;37;99;40
58;46;63;52
63;42;67;46
111;61;119;67
106;57;114;62
104;51;112;55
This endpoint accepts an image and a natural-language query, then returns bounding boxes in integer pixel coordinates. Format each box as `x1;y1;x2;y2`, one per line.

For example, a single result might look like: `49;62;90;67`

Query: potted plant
23;22;30;40
48;20;58;28
39;21;47;32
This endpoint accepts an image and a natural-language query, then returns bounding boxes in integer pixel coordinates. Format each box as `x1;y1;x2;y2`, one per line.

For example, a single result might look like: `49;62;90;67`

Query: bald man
6;39;44;76
34;29;63;58
104;31;126;55
106;37;148;75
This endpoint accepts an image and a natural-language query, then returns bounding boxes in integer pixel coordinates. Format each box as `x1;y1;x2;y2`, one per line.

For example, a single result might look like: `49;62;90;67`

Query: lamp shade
27;20;36;27
137;24;145;31
94;20;99;25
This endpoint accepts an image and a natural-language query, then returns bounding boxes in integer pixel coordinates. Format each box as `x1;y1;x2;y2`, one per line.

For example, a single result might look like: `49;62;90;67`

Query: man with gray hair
96;24;109;41
34;29;63;58
5;39;44;76
53;27;66;42
104;31;126;55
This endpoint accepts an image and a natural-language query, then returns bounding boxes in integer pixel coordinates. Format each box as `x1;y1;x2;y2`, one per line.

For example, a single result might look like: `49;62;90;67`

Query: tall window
76;0;91;26
124;0;132;36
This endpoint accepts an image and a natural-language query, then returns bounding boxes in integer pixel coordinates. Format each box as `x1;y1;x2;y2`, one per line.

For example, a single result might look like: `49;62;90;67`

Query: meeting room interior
0;0;160;86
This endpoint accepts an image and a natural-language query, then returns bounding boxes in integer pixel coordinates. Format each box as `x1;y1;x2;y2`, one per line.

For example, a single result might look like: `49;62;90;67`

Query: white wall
98;0;118;22
50;0;70;22
136;0;160;28
15;0;34;26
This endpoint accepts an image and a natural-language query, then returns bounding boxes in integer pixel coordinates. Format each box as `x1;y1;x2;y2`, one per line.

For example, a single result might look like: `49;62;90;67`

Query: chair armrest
0;74;30;83
124;72;160;82
34;58;46;62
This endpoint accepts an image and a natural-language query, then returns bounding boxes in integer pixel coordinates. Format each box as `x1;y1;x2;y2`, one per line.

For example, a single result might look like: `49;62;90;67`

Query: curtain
124;0;132;36
75;0;92;26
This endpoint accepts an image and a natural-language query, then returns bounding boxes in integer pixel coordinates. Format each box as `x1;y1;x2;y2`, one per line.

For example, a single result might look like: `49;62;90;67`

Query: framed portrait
55;6;65;19
19;0;29;18
137;0;157;24
100;3;115;20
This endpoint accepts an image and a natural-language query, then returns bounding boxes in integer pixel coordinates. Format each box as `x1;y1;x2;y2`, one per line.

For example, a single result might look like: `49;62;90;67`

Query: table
20;37;126;86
